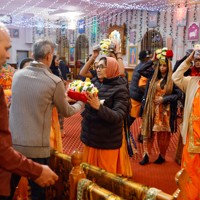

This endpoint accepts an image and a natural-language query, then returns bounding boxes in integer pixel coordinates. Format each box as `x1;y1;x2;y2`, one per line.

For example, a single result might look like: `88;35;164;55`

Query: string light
0;0;15;12
1;0;199;30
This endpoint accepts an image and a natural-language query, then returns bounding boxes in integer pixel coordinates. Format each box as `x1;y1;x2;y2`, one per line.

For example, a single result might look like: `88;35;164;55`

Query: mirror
108;23;126;55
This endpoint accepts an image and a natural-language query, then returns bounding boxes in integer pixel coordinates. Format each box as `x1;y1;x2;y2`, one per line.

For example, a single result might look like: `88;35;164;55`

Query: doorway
17;50;29;69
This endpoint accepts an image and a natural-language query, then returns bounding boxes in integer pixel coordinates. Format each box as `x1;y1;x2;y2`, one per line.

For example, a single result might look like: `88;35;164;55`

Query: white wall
7;26;32;64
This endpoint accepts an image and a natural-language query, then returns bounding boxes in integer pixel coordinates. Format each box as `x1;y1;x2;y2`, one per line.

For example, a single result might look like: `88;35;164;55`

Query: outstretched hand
34;165;58;187
186;50;195;65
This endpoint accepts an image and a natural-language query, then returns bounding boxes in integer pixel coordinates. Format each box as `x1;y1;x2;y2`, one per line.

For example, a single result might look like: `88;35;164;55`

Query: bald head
0;22;11;67
0;22;9;34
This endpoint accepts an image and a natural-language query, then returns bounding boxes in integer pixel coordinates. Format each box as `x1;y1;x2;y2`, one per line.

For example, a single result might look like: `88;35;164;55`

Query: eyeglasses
95;64;107;70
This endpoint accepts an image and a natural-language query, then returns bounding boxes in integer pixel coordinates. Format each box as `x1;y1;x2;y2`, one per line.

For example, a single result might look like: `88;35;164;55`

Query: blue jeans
28;157;50;200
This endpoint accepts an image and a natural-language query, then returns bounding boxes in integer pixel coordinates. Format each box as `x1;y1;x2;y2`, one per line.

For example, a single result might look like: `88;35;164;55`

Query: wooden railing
47;150;183;200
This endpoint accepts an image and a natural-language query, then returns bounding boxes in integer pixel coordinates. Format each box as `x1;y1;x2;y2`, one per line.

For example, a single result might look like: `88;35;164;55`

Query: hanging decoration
148;11;158;28
78;19;85;34
126;10;129;42
35;18;44;36
55;20;59;45
176;7;187;27
193;3;197;21
32;20;35;43
0;14;12;24
96;15;100;43
133;10;137;45
119;12;123;26
61;21;67;35
169;7;174;37
162;11;167;46
114;12;117;25
99;15;106;35
139;10;143;42
188;22;199;41
129;29;136;44
91;16;97;44
157;11;160;32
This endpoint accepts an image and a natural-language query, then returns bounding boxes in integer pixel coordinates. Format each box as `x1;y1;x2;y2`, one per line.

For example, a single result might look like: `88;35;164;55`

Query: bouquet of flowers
99;39;112;54
67;79;98;103
155;47;168;60
155;47;174;61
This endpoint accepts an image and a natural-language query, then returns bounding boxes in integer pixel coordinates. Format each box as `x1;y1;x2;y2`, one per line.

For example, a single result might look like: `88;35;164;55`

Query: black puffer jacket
81;77;129;149
129;62;146;102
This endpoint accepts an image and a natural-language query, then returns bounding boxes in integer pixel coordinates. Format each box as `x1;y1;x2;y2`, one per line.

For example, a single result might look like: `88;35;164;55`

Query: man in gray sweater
9;39;84;200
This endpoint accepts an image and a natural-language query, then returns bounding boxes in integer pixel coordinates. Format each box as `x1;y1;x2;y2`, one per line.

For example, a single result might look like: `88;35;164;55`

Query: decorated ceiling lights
0;0;199;28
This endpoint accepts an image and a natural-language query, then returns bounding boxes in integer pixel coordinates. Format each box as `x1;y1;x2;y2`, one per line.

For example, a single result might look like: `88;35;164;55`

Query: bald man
0;22;58;199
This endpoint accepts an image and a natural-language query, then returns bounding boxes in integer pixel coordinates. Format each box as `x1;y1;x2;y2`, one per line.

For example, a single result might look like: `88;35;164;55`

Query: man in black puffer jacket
129;50;152;125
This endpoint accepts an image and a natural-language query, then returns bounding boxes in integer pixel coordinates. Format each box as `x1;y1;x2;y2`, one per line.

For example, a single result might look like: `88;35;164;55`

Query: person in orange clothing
0;63;15;106
172;50;200;200
81;56;132;177
139;51;181;165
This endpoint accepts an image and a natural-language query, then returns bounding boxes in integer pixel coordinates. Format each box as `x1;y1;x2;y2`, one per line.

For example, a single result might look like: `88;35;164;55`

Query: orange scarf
105;57;120;79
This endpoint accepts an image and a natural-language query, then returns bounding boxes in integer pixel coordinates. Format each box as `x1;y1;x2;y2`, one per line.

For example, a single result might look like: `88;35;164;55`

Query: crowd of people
0;19;200;200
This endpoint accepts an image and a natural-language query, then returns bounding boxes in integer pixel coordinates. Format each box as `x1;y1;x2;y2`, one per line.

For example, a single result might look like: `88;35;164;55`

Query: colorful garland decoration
163;11;167;46
134;10;137;45
169;6;174;37
139;10;143;42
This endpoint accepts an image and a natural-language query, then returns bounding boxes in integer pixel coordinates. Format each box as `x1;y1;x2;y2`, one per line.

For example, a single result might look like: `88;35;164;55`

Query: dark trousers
10;173;21;199
29;157;50;200
0;196;11;200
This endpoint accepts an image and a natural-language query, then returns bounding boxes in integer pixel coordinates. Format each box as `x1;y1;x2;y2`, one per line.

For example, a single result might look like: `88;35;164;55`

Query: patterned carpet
62;112;181;194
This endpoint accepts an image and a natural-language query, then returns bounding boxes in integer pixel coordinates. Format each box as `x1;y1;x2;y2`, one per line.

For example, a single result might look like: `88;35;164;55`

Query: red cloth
190;66;200;76
0;86;42;196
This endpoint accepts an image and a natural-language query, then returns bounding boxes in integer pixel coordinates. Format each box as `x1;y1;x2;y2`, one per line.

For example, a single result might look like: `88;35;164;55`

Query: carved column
69;150;86;200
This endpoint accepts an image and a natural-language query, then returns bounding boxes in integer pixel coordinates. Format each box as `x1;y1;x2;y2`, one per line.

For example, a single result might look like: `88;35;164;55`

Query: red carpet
63;112;181;194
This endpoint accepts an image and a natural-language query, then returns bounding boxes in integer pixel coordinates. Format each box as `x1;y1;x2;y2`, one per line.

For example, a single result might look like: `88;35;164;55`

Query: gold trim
188;112;200;153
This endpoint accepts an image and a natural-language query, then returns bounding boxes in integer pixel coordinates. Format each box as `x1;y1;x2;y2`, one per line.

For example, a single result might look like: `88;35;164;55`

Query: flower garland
169;6;174;37
163;11;167;46
97;15;100;44
194;3;197;21
139;10;143;42
120;12;123;26
134;10;137;45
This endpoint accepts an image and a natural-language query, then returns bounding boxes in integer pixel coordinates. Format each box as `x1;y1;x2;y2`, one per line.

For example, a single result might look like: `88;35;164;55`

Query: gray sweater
10;62;84;158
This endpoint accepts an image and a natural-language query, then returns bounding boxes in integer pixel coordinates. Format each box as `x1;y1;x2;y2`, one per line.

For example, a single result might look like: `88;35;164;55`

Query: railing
47;150;183;200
